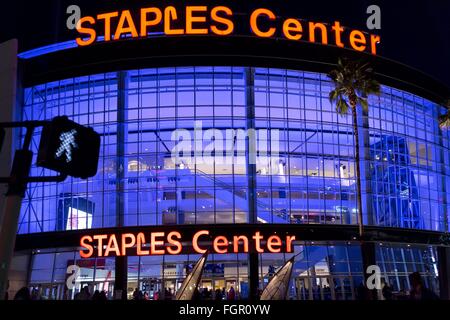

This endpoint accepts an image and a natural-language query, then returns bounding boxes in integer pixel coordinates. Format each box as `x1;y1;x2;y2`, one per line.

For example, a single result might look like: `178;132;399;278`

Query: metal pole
0;195;27;299
438;246;450;300
0;148;33;300
0;120;76;299
114;71;128;300
0;126;34;300
245;67;260;300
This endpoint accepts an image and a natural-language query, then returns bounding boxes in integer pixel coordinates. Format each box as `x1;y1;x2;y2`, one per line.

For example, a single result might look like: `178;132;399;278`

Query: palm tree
439;100;450;128
328;58;381;238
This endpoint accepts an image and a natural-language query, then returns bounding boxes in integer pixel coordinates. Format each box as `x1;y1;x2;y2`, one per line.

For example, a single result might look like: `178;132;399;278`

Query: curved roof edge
19;36;450;104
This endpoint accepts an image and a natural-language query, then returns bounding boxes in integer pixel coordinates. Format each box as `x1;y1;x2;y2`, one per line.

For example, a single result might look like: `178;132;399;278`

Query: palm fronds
327;57;381;113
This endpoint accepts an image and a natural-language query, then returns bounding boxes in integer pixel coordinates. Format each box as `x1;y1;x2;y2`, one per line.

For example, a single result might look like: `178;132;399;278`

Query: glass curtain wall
19;67;449;233
27;242;439;300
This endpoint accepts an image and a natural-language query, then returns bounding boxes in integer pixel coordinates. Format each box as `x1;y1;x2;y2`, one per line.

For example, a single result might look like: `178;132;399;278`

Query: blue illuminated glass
18;67;449;234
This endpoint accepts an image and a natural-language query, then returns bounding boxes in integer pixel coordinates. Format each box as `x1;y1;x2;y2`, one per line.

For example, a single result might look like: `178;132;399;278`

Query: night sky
1;0;449;88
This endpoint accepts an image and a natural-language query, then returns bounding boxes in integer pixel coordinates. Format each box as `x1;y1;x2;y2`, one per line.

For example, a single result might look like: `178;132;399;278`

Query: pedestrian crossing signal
37;116;100;179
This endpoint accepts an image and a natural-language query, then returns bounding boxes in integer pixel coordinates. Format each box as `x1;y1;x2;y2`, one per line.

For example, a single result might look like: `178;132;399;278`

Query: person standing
132;288;140;300
382;281;393;300
215;288;222;300
76;286;91;300
227;286;236;300
409;272;439;300
14;287;31;300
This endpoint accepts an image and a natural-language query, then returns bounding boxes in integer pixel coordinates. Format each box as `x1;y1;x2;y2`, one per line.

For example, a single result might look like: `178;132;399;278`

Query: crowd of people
192;286;237;301
13;285;111;301
13;286;46;300
379;272;439;300
73;286;109;301
132;288;151;300
10;272;440;301
129;285;238;301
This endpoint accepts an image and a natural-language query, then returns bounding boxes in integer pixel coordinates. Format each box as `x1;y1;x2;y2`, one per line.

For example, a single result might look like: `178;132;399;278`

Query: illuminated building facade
1;2;450;301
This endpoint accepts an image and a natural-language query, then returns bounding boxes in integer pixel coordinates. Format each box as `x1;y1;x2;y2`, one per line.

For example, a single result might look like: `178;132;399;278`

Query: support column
7;252;31;300
437;118;448;232
361;241;377;300
438;247;450;300
0;39;18;233
114;71;128;300
0;39;19;300
115;256;128;300
245;67;259;300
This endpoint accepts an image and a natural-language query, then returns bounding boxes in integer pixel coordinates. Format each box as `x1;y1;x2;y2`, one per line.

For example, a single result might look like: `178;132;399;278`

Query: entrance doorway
29;283;65;300
295;276;355;300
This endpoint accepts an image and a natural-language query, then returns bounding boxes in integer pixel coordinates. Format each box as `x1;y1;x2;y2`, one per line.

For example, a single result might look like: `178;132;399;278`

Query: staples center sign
75;5;381;55
79;230;296;258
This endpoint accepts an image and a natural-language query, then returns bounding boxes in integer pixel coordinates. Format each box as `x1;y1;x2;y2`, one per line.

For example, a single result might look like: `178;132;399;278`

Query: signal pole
0;121;67;300
0;116;100;299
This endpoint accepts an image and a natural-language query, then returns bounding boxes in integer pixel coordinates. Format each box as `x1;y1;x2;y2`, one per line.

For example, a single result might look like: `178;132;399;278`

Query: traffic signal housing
37;116;101;179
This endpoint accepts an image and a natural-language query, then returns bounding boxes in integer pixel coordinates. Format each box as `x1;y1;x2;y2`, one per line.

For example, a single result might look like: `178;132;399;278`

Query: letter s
167;231;182;254
79;235;94;258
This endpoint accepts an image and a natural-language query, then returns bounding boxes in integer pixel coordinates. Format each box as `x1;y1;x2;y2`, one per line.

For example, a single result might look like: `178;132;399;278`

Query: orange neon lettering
167;231;182;254
267;235;282;253
104;235;121;257
282;19;302;40
252;232;264;253
250;8;276;38
136;232;149;255
233;235;249;253
213;236;229;254
186;6;208;35
210;6;234;35
97;12;118;41
93;234;108;257
286;235;296;253
150;232;166;255
193;230;209;253
309;22;328;45
114;10;139;40
370;34;381;55
164;6;184;35
76;16;97;46
80;235;94;258
140;8;162;37
349;30;367;52
332;21;344;48
121;233;136;256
